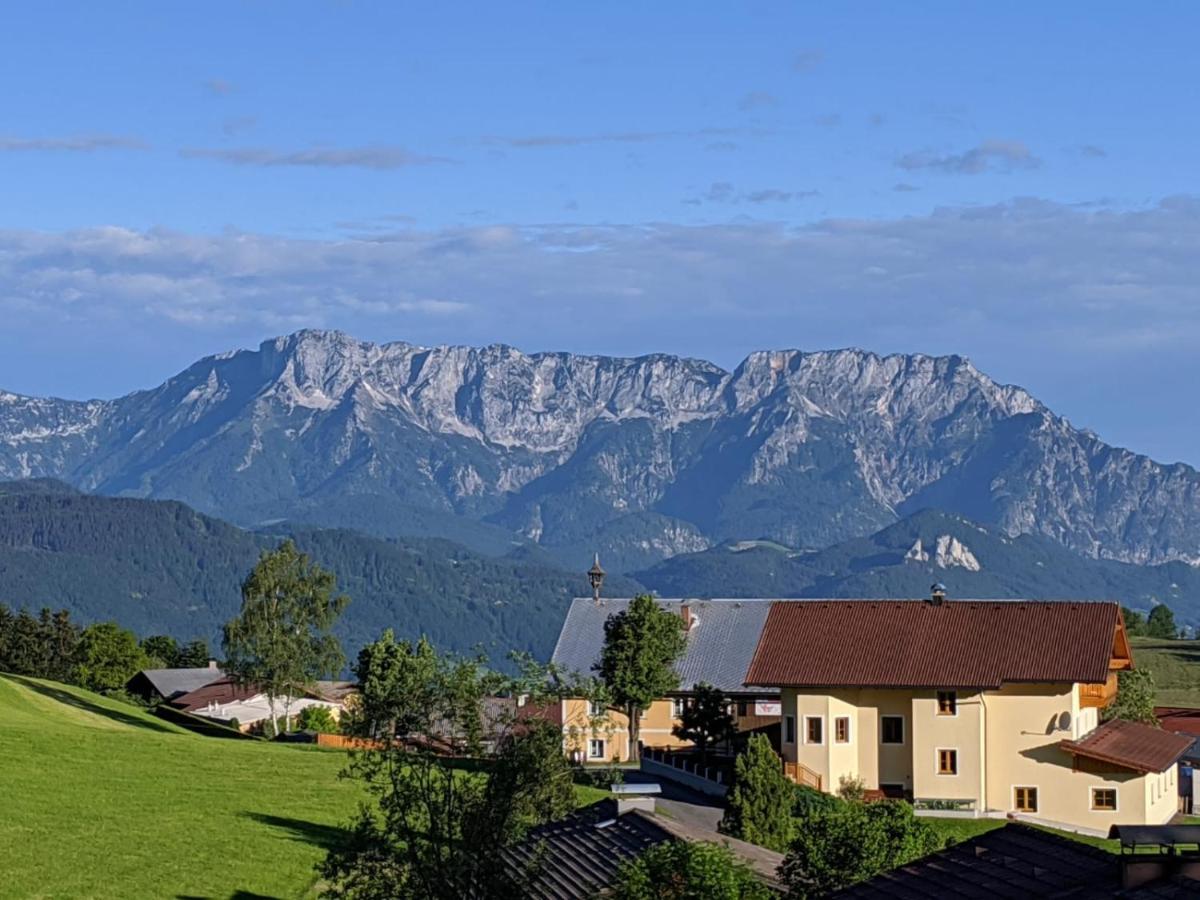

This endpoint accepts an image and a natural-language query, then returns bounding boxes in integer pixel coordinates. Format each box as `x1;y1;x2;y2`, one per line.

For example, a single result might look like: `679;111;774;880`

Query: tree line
0;603;210;694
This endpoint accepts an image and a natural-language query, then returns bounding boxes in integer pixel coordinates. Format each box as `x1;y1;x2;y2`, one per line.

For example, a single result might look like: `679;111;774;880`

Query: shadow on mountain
9;676;181;734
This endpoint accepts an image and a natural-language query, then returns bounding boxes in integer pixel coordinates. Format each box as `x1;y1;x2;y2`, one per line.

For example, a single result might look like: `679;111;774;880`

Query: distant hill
0;480;642;661
635;509;1200;621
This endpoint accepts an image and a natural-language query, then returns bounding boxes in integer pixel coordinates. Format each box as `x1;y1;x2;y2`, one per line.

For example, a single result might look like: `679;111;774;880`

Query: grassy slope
1130;637;1200;707
0;676;608;900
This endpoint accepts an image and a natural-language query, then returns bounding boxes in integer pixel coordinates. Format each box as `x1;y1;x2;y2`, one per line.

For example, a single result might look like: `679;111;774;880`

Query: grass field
0;675;607;900
1130;637;1200;707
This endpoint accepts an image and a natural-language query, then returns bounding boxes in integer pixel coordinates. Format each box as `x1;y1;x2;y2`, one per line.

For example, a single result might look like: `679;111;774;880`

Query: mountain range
2;329;1198;576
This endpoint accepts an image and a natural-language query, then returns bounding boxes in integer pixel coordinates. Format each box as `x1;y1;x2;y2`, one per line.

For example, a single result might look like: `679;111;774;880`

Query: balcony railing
783;760;823;791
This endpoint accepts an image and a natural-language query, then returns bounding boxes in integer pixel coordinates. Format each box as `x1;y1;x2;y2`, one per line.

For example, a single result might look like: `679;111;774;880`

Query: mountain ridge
2;329;1198;570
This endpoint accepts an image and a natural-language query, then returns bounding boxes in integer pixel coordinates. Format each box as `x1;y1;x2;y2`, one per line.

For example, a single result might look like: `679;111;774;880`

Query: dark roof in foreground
1109;824;1200;849
130;666;224;700
551;598;778;694
499;799;783;899
746;599;1119;688
831;823;1116;898
168;677;261;712
1061;719;1193;774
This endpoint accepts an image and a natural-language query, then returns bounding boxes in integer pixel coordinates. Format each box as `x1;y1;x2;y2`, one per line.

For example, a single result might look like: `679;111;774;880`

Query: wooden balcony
784;760;823;791
1081;672;1119;709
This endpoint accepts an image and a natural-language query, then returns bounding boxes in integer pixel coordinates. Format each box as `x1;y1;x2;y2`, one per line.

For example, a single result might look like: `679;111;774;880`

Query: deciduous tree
223;540;347;733
673;682;736;761
597;595;686;761
1147;604;1178;640
75;622;147;692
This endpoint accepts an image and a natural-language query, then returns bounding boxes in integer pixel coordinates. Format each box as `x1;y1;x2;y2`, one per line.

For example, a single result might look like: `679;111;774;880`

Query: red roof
168;677;261;712
1155;707;1200;737
745;600;1119;689
1060;719;1193;774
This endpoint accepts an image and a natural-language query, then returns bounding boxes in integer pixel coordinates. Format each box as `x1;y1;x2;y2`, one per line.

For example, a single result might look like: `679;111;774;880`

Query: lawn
1130;637;1200;707
0;675;606;899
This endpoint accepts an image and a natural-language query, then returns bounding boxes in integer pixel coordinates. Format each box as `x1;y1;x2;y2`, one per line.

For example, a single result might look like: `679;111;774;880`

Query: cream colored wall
783;688;914;793
910;690;984;804
1145;765;1179;825
560;697;686;762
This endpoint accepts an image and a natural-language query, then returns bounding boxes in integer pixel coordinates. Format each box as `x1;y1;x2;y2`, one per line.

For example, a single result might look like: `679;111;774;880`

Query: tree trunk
628;703;641;762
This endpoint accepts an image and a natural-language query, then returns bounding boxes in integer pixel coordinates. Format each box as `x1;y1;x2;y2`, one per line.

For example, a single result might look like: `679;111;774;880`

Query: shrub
720;733;795;852
836;774;866;802
297;705;339;734
613;840;771;900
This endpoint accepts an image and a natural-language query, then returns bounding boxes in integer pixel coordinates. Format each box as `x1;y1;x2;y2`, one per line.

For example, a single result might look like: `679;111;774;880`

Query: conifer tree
720;733;795;852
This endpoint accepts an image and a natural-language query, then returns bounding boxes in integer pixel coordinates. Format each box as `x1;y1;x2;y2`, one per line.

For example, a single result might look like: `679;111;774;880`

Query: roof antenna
588;553;606;607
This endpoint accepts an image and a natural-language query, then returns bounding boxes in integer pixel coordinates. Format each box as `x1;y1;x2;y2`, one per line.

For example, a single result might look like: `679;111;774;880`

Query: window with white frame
588;738;606;759
805;716;824;745
589;700;606;717
835;716;851;743
672;697;685;717
937;748;958;775
1091;788;1117;811
936;691;957;716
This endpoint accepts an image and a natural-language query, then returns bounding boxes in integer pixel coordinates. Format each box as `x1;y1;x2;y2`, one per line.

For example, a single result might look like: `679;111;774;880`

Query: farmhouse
168;676;345;732
746;592;1191;834
126;662;223;704
549;597;782;762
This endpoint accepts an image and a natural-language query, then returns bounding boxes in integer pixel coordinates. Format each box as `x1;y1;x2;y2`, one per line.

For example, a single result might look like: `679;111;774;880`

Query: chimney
929;583;947;606
681;603;693;630
207;659;219;670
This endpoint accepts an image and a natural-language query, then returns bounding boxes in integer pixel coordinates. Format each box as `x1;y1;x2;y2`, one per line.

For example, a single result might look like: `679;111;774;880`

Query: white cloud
0;134;147;152
897;139;1041;175
179;145;450;170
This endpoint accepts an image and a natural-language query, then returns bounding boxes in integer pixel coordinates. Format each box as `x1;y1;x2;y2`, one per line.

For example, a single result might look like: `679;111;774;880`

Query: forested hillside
0;481;641;661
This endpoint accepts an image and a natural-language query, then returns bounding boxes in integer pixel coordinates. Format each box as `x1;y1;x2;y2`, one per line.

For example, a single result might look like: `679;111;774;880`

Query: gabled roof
830;823;1117;898
168;676;260;712
746;599;1121;689
498;799;783;899
132;666;225;700
1060;719;1193;774
550;598;777;694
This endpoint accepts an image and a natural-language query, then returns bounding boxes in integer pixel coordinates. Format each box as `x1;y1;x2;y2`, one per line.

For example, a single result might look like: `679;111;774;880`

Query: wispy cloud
815;113;841;128
179;145;450;170
738;91;778;112
1078;144;1108;158
0;134;147;153
892;183;920;193
896;139;1041;175
205;79;234;96
684;182;817;205
221;116;257;137
792;49;824;72
481;127;761;148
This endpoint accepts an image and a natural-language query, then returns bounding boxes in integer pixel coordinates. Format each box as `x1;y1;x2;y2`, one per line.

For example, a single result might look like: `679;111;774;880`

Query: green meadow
0;675;605;899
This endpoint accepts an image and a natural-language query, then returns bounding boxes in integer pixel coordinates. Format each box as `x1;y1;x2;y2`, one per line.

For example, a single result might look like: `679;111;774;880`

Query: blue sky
1;2;1198;463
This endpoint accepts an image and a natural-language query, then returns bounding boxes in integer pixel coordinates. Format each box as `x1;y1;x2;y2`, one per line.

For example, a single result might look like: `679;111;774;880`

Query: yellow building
550;598;784;763
745;594;1191;835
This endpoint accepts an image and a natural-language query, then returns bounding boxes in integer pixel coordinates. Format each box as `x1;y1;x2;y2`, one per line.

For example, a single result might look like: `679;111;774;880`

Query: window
937;691;957;716
1014;787;1038;813
881;715;905;745
937;749;958;775
805;716;824;745
738;700;749;717
589;700;606;717
672;697;685;717
588;739;606;759
835;716;851;743
785;715;796;744
1091;788;1117;811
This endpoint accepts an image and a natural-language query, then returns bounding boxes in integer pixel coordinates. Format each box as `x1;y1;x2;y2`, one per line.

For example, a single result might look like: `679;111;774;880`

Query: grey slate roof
135;666;225;700
549;598;778;695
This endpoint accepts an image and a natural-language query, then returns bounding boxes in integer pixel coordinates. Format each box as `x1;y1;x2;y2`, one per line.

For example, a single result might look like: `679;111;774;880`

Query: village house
745;590;1192;835
549;597;782;763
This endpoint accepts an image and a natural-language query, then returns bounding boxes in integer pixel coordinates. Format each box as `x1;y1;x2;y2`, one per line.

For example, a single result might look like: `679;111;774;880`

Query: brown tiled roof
1155;707;1200;737
745;599;1119;689
1060;719;1193;774
168;677;261;712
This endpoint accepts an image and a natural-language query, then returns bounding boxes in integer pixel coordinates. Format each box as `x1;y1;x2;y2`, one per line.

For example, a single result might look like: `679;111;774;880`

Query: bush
780;800;943;898
613;840;771;899
297;705;339;734
573;764;625;789
836;774;866;802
